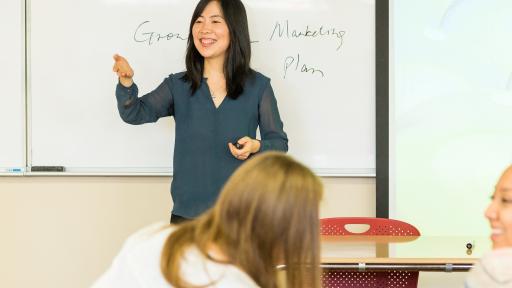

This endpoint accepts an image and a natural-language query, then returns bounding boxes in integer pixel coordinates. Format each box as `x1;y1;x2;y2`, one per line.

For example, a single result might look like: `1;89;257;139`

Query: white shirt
91;223;260;288
465;248;512;288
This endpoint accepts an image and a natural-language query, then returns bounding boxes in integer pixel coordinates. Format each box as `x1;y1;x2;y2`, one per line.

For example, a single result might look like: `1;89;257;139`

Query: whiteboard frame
20;169;375;177
0;0;27;176
23;0;28;172
26;0;33;176
375;0;390;214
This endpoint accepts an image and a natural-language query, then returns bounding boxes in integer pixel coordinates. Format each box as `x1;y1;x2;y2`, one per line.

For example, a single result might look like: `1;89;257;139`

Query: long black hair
182;0;252;99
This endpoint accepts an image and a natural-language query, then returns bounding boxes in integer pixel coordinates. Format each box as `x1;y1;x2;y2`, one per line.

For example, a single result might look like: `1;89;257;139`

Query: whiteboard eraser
31;166;65;172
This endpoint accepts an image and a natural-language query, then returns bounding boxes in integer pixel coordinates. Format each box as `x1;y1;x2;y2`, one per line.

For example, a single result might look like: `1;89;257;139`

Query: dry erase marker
7;168;24;173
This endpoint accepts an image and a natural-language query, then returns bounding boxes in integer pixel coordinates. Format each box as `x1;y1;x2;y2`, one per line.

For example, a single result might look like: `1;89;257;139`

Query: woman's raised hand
112;54;134;87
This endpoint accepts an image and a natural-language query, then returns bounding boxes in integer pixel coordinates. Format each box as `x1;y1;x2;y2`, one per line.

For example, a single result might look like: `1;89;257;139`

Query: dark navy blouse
115;71;288;218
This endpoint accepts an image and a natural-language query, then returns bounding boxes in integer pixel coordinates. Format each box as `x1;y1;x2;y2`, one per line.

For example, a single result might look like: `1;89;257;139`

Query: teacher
112;0;288;223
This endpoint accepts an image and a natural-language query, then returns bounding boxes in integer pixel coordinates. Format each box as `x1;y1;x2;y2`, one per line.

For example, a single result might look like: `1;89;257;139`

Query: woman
92;152;323;288
465;165;512;287
112;0;288;223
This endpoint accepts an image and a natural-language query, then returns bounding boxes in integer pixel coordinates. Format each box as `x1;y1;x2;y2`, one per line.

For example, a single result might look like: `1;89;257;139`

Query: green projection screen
389;0;512;236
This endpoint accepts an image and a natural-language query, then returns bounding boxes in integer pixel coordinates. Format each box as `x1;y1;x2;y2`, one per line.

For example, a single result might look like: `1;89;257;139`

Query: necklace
212;92;224;101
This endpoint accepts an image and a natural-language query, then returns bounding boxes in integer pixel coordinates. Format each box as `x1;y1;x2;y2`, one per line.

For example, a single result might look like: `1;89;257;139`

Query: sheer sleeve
258;81;288;152
115;76;175;125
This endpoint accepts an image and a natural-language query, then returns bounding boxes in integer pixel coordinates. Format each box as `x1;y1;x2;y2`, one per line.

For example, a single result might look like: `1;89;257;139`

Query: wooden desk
321;235;491;272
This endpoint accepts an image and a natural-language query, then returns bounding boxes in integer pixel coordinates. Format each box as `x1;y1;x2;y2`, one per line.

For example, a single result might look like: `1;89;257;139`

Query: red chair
321;217;420;288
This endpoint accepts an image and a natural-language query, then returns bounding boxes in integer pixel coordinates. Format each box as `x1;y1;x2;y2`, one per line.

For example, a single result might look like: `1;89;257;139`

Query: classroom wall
0;176;375;288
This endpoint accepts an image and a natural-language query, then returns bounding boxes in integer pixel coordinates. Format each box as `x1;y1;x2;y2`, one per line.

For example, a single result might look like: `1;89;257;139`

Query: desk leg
376;243;389;258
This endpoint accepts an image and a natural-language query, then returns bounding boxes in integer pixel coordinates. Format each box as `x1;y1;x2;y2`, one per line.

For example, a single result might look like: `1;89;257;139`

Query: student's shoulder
99;223;176;287
122;222;175;251
466;248;512;287
180;246;260;288
221;266;261;288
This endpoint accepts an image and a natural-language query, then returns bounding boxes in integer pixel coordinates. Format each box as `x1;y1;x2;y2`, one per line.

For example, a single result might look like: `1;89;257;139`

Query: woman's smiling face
486;166;512;249
192;1;230;62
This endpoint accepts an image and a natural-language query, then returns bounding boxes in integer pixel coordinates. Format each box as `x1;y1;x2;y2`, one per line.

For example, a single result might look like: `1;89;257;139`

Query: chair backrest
322;270;419;288
320;217;420;236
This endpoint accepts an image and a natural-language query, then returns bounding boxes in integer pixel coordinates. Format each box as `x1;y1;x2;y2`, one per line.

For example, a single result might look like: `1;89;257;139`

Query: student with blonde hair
92;152;323;288
465;165;512;287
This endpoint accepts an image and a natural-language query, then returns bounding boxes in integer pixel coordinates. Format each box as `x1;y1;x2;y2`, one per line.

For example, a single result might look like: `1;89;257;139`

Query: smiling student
112;0;288;223
465;165;512;287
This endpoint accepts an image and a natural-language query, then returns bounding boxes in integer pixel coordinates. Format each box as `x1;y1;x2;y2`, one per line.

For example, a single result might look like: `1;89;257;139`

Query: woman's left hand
228;137;261;161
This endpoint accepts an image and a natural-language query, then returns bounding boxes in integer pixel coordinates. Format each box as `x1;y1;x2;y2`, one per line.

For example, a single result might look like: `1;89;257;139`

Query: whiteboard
0;0;25;174
29;0;376;175
390;0;512;235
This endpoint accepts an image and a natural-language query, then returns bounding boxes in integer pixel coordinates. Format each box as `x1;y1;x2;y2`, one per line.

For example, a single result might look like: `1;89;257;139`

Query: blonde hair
161;152;323;288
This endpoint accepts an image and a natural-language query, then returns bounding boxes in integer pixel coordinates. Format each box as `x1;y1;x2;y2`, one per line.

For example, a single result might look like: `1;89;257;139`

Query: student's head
486;165;512;249
161;152;323;288
184;0;252;99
